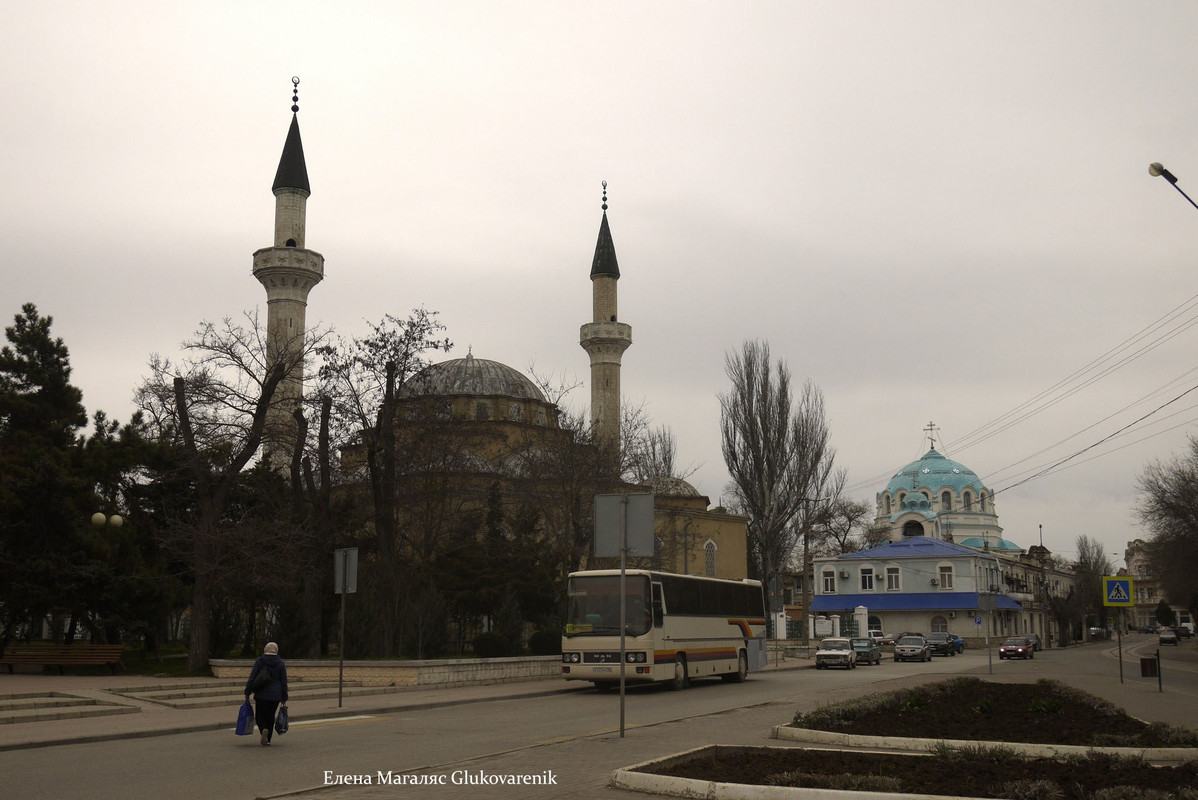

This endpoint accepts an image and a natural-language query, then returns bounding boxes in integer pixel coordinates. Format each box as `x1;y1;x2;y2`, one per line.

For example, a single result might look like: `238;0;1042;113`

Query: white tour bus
561;569;768;690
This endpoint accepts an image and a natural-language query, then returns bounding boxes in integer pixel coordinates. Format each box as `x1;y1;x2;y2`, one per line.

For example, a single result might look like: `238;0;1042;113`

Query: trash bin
1140;657;1158;678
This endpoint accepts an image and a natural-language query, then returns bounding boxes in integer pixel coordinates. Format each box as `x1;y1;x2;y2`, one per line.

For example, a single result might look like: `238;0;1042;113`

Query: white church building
810;440;1076;645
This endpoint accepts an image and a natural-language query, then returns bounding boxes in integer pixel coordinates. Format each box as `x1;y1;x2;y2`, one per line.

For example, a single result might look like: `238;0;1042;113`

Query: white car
893;634;931;662
815;637;856;669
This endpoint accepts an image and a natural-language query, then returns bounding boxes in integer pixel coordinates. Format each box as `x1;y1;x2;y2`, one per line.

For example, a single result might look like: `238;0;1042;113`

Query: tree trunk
187;573;213;673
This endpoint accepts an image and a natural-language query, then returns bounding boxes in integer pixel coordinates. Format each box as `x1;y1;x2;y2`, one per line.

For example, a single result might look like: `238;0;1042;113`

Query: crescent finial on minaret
601;180;608;212
291;76;300;114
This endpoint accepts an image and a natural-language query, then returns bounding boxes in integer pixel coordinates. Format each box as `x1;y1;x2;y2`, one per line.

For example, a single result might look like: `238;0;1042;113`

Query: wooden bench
0;644;126;674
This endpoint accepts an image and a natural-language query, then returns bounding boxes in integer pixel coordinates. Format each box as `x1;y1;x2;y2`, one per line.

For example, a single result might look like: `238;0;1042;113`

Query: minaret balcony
580;321;632;362
253;247;325;301
253;246;325;278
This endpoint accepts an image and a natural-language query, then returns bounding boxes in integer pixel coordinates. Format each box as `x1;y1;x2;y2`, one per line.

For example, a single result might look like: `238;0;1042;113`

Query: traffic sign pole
1101;577;1133;685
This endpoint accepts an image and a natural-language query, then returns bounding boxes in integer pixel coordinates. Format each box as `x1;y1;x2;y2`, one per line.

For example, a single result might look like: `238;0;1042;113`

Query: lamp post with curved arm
1149;162;1198;211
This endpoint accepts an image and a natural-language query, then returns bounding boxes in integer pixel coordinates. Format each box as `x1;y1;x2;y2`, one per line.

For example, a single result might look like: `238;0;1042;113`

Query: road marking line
291;715;379;728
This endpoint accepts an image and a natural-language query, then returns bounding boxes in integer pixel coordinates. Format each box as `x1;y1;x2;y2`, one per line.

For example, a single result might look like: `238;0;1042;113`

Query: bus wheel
668;655;688;690
722;650;748;683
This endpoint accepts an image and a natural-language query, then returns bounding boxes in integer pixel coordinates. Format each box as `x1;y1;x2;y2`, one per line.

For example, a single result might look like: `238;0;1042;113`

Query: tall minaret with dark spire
579;182;632;461
253;77;324;465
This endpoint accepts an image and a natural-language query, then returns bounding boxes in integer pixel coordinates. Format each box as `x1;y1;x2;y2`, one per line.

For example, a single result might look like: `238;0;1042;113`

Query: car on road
879;631;922;646
1159;628;1179;646
1024;633;1043;651
893;634;932;662
950;633;965;653
1176;625;1192;639
815;637;856;669
850;637;882;665
926;632;957;657
999;636;1035;659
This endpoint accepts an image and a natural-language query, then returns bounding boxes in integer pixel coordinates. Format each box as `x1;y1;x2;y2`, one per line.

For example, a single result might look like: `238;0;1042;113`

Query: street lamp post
1149;162;1198;211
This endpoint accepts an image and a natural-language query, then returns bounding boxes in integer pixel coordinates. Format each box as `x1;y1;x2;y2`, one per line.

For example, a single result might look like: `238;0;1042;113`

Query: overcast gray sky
6;1;1198;563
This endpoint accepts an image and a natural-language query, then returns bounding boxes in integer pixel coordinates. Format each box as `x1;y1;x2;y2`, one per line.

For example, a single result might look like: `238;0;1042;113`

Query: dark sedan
926;632;957;657
878;631;922;646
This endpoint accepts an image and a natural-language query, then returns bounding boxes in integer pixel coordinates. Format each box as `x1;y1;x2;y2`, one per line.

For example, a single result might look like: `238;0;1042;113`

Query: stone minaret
253;78;324;466
579;182;632;460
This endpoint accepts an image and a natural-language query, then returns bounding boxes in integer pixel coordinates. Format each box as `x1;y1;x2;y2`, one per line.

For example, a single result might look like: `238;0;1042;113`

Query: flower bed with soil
634;679;1198;799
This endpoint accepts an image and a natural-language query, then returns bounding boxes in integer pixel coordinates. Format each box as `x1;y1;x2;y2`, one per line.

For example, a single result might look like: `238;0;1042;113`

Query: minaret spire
253;77;325;466
580;182;632;465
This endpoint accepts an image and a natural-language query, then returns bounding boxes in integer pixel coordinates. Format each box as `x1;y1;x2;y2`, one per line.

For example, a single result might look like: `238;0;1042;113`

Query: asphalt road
2;639;1194;800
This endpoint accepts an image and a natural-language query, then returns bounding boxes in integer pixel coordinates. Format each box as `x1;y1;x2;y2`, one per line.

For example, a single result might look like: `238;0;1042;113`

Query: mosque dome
401;354;546;401
885;449;986;496
649;475;702;498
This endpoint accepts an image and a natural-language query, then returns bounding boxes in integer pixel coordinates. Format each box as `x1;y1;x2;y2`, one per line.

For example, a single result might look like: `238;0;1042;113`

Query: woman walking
244;642;288;745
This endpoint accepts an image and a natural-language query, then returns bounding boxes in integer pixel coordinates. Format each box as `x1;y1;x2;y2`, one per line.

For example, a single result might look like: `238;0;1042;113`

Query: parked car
866;630;886;644
893;634;931;662
998;636;1034;659
1024;633;1043;651
815;637;856;669
850;637;882;665
879;631;923;646
1175;626;1192;639
926;632;957;657
1138;625;1155;634
1159;628;1179;646
950;634;966;654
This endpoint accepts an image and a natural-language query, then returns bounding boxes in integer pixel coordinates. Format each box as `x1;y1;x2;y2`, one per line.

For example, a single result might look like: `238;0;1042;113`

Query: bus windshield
564;574;652;637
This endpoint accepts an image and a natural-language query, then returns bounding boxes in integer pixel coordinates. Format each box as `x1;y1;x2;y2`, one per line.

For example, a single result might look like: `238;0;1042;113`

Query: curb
610;745;992;800
770;725;1198;764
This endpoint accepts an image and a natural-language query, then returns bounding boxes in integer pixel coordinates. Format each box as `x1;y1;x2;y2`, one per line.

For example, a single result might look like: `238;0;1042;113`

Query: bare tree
135;312;327;672
820;495;874;555
1073;535;1115;636
719;340;838;614
315;309;452;656
1137;438;1198;620
625;425;699;485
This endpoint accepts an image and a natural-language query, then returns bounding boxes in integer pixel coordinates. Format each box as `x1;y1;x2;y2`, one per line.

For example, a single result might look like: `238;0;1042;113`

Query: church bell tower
579;182;632;462
253;78;324;465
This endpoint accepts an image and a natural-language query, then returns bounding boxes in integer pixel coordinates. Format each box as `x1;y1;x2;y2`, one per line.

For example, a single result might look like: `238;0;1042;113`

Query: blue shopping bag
235;699;254;735
274;704;289;735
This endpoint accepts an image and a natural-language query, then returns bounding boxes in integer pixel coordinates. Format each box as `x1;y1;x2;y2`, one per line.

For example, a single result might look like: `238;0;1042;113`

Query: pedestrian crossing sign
1102;577;1133;607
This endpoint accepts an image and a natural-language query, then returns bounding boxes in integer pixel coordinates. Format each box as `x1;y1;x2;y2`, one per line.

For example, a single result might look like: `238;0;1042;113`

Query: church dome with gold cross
873;427;1005;547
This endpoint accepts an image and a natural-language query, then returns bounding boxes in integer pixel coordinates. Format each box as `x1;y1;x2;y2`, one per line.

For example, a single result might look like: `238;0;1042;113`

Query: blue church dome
959;536;1024;553
885;449;986;496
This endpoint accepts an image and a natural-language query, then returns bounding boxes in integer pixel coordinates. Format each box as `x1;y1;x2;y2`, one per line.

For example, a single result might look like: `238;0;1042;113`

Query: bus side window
651;583;664;628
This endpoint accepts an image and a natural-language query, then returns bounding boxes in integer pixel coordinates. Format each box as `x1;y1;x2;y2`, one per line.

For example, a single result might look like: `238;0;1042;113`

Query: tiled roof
837;537;982;560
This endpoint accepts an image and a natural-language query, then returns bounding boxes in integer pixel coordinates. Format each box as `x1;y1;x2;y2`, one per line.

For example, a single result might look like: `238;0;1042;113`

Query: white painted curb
771;724;1198;763
610;745;994;800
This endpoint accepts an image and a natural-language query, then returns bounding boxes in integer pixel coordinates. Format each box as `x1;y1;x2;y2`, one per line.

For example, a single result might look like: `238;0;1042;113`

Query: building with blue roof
805;433;1077;647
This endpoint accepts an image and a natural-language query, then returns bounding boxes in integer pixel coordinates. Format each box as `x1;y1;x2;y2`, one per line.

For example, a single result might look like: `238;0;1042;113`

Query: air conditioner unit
930;578;938;586
948;611;956;619
839;570;849;579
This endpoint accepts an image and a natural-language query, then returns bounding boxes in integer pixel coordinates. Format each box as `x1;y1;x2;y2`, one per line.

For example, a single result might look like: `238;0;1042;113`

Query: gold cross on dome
924;421;939;450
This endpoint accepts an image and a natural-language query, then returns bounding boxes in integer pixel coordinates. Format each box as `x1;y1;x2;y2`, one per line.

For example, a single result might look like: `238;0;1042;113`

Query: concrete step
124;681;346;701
0;703;139;725
110;680;244;693
144;683;403;710
0;695;99;712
